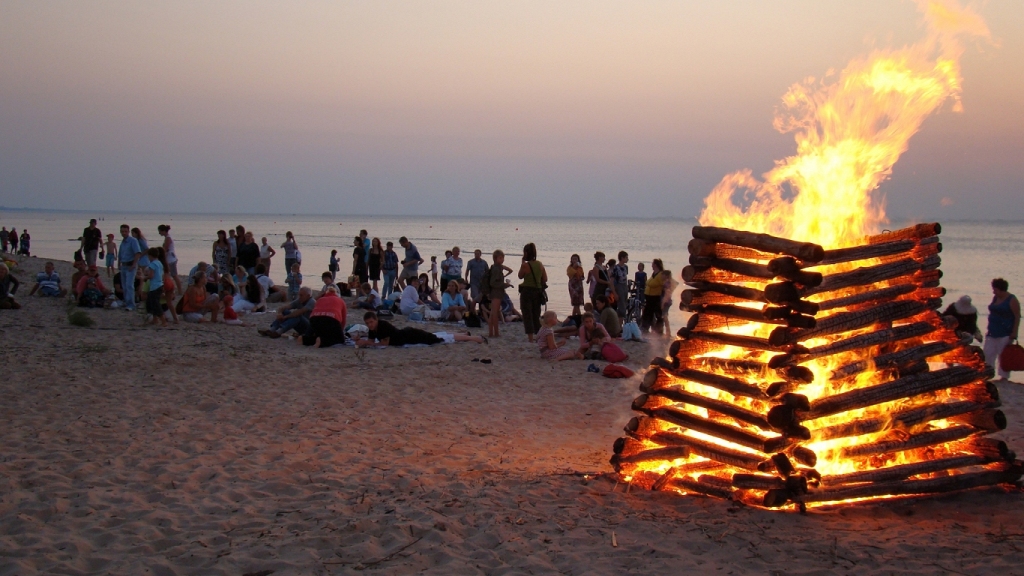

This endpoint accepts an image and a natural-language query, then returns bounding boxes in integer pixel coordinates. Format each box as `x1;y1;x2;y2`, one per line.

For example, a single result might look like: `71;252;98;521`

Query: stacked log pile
611;223;1022;509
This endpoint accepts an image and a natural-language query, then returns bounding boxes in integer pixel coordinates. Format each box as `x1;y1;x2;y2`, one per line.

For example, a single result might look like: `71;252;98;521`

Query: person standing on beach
280;231;299;274
118;225;142;311
213;230;231;274
237;232;261;275
566;254;585;318
0;227;8;252
259;237;276;275
103;234;118;278
517;243;546;343
486;250;510;338
352;236;368;286
143;248;167;326
18;230;30;256
368;237;384;293
587;252;610;307
227;229;238;271
640;259;666;334
441;247;463;293
8;228;18;255
80;219;103;267
381;241;399;300
612;251;629;318
158;224;181;294
985;278;1021;382
465;249;488;304
360;229;371;264
398;237;423;289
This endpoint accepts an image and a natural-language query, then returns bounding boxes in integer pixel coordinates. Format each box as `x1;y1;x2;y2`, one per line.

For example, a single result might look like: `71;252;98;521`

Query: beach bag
464;313;482;328
1001;342;1024;372
602;364;634;379
601;342;628;363
621;321;642;342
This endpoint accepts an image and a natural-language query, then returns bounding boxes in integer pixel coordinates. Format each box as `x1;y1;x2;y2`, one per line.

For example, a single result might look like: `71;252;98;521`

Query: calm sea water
2;210;1021;329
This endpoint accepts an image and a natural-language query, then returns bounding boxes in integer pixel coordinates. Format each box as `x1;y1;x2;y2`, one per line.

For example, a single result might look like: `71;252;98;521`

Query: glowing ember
610;2;1019;509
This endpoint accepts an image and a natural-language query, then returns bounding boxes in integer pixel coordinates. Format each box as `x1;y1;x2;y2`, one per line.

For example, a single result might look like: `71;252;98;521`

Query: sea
2;209;1021;330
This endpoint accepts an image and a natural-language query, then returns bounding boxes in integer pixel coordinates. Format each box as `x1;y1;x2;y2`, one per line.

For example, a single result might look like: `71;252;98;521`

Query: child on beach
634;263;647;295
220;290;244;325
486;250;511;338
286;262;303;301
318;272;336;298
104;234;118;278
329;250;339;282
143;248;167;327
430;256;439;289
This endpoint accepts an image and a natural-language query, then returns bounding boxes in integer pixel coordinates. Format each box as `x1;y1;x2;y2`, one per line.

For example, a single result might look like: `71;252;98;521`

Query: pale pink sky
0;1;1020;218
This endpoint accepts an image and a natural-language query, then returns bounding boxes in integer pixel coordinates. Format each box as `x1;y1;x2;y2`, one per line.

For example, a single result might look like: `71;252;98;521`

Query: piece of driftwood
837;425;978;459
804;365;985;420
822;455;987;487
649;432;764;471
692;226;825;262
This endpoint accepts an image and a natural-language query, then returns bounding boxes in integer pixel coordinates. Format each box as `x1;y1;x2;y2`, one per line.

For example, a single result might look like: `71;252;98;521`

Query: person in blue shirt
381;241;400;300
118;224;143;311
144;248;167;326
440;280;468;321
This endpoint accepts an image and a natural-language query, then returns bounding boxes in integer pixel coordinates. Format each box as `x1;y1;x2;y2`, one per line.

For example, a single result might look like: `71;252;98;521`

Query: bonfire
610;1;1018;509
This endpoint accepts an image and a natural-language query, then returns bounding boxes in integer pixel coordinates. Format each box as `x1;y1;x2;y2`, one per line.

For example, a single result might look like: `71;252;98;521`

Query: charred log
691;226;825;262
770;300;936;346
867;223;941;245
837;425;978;459
649;432;764;471
822;455;988;487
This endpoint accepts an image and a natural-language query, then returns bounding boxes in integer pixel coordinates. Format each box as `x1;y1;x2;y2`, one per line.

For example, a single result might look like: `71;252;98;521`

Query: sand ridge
2;256;1024;575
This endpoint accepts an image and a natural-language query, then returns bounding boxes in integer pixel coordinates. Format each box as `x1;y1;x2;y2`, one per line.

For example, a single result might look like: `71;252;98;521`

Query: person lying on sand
355;311;485;348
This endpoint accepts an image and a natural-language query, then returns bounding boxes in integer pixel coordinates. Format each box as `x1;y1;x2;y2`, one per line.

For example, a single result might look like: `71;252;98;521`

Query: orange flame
699;0;989;249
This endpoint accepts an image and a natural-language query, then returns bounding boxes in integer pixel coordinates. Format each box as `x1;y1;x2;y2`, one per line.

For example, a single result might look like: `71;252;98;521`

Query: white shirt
399;285;421;315
256;274;274;294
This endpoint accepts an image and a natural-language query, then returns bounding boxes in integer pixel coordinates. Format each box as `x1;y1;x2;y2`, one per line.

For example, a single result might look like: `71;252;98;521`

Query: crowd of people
4;218;1018;378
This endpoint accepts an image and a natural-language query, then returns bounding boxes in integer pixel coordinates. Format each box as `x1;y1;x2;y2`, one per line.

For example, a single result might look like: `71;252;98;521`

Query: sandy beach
3;255;1024;575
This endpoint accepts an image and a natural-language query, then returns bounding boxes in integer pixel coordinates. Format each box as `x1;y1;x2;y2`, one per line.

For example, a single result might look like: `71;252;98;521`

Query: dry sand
2;256;1024;575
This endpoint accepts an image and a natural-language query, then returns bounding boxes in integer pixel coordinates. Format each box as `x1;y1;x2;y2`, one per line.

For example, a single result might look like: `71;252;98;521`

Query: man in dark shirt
80;219;103;267
260;287;316;338
355;311;484;347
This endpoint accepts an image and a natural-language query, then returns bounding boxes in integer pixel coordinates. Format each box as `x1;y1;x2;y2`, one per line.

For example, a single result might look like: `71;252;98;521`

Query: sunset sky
1;1;1020;219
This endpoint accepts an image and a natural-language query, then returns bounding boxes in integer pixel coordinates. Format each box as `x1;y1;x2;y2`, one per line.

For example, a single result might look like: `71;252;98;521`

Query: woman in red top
300;285;348;348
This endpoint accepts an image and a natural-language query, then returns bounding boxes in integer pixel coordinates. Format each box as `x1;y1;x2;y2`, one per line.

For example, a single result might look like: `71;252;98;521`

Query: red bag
602;364;634;378
1001;342;1024;372
601;342;628;363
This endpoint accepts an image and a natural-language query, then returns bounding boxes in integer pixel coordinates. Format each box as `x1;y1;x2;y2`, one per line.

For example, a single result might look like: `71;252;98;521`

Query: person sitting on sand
29;262;67;298
355;311;485;347
70;260;88;291
233;274;267;314
943;295;983;343
594;294;621;338
316;271;337;298
417;273;441;310
298;285;348;348
399;276;428;317
354;282;382;310
180;271;220;322
440;280;468;321
537;311;583;361
0;263;21;309
75;264;110;308
260;286;316;338
578;312;611;359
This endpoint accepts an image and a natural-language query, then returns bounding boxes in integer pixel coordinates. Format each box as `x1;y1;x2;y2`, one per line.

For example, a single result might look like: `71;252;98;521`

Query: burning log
794;465;1023;506
951;409;1007;431
732;473;786;490
822;455;988;487
687;256;776;279
802;255;941;298
867;223;941;244
691;226;825;262
830;336;970;380
642;387;771;430
804;365;988;420
640;404;780;452
769;321;936;367
657;366;768;398
680;288;752;308
683;282;766;304
686;304;817;330
810;400;999;442
664;476;736;499
677;328;780;353
814;239;917;266
837;425;978;459
649;432;764;471
814;284;917;312
769;299;937;346
969;437;1016;462
687;238;774;261
610;445;692;469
